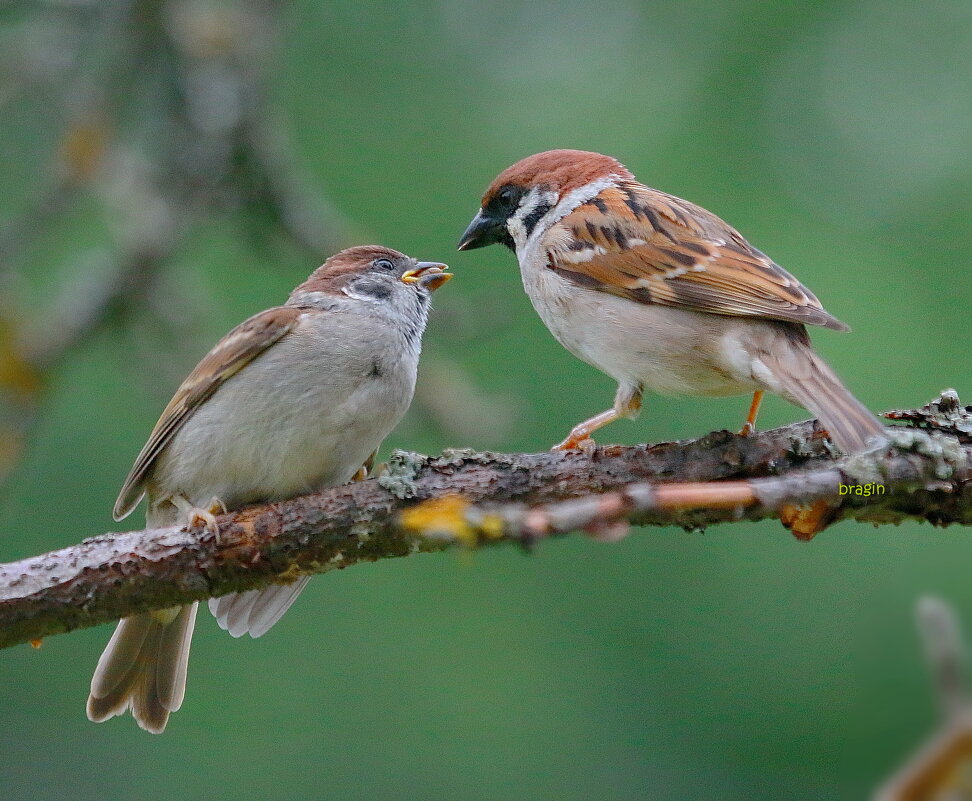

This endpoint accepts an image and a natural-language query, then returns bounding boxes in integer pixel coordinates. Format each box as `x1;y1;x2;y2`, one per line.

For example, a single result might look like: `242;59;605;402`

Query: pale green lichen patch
842;442;892;487
841;429;969;490
434;448;481;468
888;429;967;480
377;450;430;499
432;448;530;471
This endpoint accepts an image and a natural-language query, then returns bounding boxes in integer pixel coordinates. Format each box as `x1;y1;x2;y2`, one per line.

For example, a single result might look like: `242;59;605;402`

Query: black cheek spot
359;280;392;300
368;360;384;378
521;202;553;236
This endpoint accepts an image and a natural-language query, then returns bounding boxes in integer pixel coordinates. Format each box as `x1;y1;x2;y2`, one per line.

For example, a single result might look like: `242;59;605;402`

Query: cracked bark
1;393;970;650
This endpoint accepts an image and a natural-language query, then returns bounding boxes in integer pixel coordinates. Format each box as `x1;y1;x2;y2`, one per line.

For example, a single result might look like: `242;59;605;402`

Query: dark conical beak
457;209;504;251
400;262;452;292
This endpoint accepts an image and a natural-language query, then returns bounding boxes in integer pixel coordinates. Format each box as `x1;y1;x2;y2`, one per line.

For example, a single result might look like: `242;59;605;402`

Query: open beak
457;209;504;251
400;262;452;292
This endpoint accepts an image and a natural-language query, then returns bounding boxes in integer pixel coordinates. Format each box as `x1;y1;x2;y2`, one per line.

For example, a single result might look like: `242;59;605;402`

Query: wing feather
545;183;849;332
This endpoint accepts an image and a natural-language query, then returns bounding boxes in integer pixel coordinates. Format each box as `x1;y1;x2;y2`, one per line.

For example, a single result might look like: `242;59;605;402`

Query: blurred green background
2;1;971;799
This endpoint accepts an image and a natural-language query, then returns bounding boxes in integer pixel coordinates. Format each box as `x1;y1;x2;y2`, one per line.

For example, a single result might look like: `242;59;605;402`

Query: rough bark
1;393;970;650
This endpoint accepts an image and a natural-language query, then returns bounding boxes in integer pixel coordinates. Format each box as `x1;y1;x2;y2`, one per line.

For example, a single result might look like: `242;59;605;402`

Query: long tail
758;327;885;453
87;603;198;734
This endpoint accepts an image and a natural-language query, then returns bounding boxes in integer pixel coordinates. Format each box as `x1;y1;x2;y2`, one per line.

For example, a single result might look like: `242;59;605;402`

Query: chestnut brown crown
308;245;410;281
481;149;633;205
294;246;449;296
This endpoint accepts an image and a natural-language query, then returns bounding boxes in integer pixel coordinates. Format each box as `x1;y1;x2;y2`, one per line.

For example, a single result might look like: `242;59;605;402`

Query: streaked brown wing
545;182;848;331
113;306;302;520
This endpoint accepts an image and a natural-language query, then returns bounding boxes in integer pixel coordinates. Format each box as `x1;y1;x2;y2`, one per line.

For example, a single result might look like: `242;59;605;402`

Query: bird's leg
739;390;764;437
351;450;378;482
172;494;225;540
552;409;620;451
552;384;642;451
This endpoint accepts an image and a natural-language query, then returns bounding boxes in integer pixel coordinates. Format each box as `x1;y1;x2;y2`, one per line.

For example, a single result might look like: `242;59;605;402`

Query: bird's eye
498;186;518;208
374;258;395;271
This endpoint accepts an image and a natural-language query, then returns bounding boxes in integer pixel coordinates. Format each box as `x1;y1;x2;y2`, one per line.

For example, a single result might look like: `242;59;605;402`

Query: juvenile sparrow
458;149;884;452
86;245;451;733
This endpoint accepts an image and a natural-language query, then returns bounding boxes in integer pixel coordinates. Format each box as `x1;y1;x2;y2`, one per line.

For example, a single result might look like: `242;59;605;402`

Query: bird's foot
551;433;597;453
174;495;226;541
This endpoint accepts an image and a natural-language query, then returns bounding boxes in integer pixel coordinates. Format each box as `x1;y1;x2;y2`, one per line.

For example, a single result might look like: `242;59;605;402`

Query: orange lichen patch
399;495;503;547
780;499;838;541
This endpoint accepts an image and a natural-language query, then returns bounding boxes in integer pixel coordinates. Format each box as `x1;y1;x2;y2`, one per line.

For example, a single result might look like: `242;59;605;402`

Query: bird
86;245;451;733
458;149;884;453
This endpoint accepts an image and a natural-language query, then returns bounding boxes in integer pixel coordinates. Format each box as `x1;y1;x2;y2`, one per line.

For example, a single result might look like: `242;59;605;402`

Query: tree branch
1;393;970;650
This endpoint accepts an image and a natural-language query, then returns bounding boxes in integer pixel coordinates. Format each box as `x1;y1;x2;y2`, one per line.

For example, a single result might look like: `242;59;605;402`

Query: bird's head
457;150;633;252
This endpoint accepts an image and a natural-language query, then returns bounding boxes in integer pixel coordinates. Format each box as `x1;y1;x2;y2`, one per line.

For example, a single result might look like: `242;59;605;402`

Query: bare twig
874;597;972;801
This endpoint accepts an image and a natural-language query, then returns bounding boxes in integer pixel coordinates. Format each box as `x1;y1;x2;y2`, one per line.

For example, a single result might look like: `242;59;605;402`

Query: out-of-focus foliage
1;2;971;799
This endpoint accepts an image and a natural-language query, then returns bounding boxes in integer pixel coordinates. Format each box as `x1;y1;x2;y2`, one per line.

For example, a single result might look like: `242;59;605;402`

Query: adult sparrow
86;245;451;733
458;149;884;452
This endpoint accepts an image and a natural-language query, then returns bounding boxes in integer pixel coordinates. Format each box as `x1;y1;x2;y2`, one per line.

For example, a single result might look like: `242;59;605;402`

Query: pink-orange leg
739;390;764;437
553;391;642;451
552;409;621;451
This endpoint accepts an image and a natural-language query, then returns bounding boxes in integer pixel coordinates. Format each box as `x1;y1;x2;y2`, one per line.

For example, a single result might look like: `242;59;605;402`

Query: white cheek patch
509;187;558;250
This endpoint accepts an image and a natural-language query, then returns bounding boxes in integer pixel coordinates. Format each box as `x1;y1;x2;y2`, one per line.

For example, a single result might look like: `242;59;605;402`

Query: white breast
516;243;761;398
